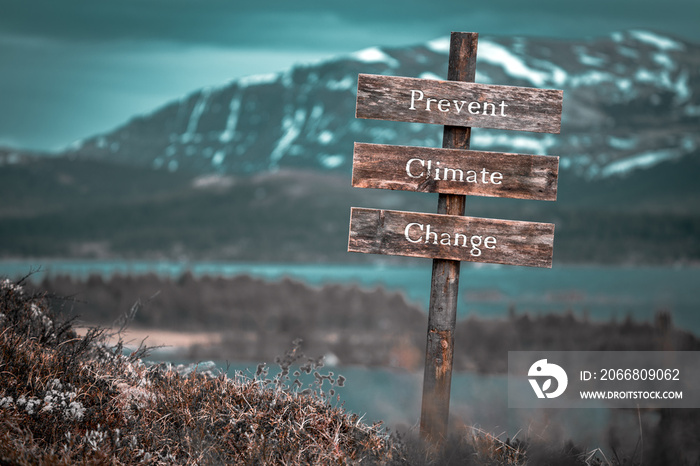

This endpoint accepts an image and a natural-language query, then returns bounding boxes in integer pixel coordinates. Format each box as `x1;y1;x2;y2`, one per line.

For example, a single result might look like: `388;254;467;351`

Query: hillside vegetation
0;277;400;464
0;276;622;465
4;277;700;464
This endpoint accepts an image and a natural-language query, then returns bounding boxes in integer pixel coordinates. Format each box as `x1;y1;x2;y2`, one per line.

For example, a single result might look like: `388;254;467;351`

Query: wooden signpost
346;32;563;442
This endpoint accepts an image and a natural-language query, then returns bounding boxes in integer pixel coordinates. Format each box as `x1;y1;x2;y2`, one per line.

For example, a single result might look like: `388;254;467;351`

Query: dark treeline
36;272;427;368
31;273;700;373
2;158;700;265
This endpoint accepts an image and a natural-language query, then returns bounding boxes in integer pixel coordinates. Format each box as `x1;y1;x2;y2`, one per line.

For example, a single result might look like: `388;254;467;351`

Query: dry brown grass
0;278;396;464
0;276;625;465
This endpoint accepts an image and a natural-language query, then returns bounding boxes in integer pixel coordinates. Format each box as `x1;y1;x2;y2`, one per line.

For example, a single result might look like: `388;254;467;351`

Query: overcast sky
2;0;698;152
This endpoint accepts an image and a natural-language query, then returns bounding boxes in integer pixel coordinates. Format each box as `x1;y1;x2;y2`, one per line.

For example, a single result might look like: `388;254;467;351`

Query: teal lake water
2;259;698;332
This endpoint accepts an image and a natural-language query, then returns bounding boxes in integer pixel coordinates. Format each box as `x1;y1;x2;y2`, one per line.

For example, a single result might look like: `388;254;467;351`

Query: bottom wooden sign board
348;207;555;268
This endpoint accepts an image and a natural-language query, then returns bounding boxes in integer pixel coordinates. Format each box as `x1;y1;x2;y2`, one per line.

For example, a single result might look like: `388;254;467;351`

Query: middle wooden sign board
352;142;559;201
348;73;562;269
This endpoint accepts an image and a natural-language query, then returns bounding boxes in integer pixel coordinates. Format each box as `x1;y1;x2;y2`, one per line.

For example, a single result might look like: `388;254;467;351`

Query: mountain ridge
58;29;699;182
1;30;699;264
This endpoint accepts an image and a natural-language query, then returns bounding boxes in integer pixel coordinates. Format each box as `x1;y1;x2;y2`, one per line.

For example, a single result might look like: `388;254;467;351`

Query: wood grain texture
352;142;559;200
356;74;563;134
348;207;555;268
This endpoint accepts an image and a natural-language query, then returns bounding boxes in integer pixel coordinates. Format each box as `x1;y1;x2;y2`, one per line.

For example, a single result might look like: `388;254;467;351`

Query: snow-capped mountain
3;30;699;264
65;30;699;181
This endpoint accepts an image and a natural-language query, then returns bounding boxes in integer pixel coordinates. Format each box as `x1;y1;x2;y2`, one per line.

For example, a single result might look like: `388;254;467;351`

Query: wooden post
349;27;561;440
420;31;478;443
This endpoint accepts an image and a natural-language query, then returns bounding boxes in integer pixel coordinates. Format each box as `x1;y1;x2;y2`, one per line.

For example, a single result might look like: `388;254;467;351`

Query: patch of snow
418;72;442;81
304;104;325;137
477;40;549;87
600;148;681;177
350;47;399;67
426;37;450;54
673;70;691;102
219;90;242;143
319;154;344;169
617;46;639;59
270;109;306;165
326;76;354;91
630;30;684;51
616;79;633;94
574;46;606;67
475;70;492;83
211;150;226;166
634;68;655;83
310;104;324;120
318;130;334;145
652;52;675;70
472;132;557;155
67;139;84;151
288;145;304;156
607;136;638;150
181;88;211;143
238;73;279;87
537;60;568;86
568;70;614;87
635;68;675;91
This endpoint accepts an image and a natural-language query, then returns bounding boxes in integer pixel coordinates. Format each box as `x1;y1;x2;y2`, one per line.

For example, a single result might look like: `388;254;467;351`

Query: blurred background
1;0;699;456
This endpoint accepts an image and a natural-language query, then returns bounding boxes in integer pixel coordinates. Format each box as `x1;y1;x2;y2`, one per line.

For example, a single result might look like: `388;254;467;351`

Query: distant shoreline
75;326;223;354
7;259;700;336
47;271;700;374
3;258;700;276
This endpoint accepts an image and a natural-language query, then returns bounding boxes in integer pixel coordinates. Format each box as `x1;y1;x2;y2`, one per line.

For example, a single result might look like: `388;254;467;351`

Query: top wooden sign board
356;74;563;134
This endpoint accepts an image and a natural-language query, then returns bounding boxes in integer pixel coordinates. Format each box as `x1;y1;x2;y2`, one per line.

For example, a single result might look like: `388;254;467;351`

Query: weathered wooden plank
356;74;563;134
348;207;555;268
352;142;559;201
